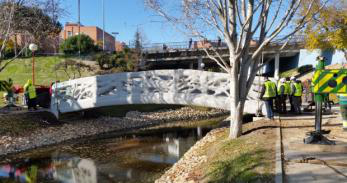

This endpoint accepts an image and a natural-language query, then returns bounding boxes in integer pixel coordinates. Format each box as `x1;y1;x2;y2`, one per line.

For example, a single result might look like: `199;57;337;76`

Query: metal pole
102;0;105;51
315;100;322;133
78;0;81;57
32;51;35;85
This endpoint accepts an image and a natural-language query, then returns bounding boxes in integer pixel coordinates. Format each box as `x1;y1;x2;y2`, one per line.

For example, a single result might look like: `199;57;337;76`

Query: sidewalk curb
275;120;284;183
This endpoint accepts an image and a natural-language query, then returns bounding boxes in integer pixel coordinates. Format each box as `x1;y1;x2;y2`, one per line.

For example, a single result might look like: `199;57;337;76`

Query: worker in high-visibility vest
290;77;303;114
287;77;295;112
338;94;347;131
23;79;37;110
277;78;287;113
260;77;277;120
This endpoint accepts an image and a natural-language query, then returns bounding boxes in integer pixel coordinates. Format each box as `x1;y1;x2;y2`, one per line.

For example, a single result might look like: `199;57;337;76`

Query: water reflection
0;155;97;183
53;155;97;183
0;122;223;183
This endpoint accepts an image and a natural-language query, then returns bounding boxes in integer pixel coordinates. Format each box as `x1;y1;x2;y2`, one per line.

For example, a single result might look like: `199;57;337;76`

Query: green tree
302;0;347;59
60;34;98;55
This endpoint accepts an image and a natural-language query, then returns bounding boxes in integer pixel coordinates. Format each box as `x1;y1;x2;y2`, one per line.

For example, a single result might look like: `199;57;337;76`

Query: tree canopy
13;3;62;43
302;0;347;59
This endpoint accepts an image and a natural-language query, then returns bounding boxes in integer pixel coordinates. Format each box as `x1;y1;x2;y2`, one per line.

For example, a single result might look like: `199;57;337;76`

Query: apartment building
60;22;116;52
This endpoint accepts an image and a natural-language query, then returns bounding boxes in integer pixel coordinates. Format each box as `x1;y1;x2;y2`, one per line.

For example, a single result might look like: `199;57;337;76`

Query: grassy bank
204;129;274;182
186;120;276;182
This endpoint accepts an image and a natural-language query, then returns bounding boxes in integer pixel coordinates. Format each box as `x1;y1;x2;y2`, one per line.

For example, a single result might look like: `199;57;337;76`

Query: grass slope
0;56;93;86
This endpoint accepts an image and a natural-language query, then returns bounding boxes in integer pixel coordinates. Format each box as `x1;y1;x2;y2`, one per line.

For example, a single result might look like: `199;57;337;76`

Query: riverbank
156;119;277;183
0;107;228;156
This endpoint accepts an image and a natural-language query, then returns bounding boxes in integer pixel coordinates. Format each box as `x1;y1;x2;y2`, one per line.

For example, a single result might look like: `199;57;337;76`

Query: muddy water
0;118;227;183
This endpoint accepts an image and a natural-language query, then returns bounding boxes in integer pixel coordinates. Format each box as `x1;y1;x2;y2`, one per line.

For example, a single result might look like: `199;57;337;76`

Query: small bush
0;40;16;59
298;64;313;74
95;53;113;70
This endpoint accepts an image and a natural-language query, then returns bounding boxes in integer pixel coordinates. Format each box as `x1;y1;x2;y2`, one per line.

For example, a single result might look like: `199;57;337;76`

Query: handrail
130;35;305;52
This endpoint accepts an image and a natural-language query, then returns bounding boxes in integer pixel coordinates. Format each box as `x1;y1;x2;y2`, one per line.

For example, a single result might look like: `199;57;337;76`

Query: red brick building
60;22;116;52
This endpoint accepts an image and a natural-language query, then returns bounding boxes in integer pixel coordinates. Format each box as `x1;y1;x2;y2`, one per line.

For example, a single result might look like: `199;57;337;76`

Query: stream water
0;117;227;183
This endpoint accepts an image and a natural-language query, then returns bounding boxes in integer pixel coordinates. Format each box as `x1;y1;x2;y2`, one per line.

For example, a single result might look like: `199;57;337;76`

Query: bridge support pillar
189;62;194;69
274;52;280;80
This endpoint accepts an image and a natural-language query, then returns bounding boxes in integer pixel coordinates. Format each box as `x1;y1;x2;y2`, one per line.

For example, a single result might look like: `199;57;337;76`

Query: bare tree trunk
229;57;244;139
14;34;17;56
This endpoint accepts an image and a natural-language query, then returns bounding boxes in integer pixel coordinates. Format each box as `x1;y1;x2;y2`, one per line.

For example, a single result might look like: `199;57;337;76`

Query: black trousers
27;98;37;110
289;95;295;112
279;95;287;113
292;96;302;114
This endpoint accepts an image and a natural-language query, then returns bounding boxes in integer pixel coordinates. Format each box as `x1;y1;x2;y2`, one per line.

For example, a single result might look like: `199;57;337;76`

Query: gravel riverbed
0;107;228;156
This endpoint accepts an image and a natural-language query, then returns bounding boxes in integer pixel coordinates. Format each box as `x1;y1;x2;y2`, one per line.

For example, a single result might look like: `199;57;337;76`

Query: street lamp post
78;0;81;58
29;43;38;85
111;32;119;52
102;0;105;51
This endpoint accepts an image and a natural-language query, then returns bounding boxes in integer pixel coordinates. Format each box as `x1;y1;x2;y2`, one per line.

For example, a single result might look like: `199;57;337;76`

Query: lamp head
29;43;38;51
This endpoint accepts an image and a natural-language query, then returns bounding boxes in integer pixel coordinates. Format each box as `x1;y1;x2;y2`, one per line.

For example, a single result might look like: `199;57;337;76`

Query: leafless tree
145;0;327;138
0;0;65;72
54;58;92;79
0;0;30;72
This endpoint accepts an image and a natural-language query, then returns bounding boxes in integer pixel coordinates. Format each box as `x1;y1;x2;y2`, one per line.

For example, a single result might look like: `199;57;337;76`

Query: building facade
60;22;116;52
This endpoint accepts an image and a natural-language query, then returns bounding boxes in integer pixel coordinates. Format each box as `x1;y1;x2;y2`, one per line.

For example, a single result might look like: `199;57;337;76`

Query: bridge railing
131;35;305;53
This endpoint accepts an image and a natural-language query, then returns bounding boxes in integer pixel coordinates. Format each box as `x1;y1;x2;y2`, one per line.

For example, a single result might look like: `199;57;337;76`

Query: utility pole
78;0;81;57
102;0;105;51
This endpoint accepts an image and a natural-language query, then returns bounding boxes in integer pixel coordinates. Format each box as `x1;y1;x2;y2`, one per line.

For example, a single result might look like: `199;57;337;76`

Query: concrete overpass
138;36;305;79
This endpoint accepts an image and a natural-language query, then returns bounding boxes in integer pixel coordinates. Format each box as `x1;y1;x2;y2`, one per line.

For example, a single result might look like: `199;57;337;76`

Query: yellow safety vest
25;84;37;99
284;81;291;95
277;82;287;95
293;82;302;97
264;80;276;98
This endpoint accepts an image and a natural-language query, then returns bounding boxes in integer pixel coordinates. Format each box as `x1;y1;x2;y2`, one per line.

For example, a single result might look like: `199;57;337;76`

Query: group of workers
3;78;59;111
260;76;303;119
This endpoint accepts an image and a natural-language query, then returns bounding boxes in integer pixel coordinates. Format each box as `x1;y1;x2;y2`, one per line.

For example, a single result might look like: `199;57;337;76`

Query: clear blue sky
60;0;188;45
59;1;297;45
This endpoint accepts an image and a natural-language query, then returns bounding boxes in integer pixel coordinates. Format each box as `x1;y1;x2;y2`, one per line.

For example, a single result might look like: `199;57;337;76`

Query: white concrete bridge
50;70;265;118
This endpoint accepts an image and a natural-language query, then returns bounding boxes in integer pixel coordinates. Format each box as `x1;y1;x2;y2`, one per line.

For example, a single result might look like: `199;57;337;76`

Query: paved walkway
281;110;347;183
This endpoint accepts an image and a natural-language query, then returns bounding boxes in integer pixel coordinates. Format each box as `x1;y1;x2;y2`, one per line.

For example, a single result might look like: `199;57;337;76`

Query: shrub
60;34;98;55
95;53;113;70
94;49;139;72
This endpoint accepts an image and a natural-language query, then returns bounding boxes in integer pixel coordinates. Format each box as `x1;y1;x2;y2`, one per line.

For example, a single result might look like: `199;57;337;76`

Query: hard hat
290;76;295;80
280;78;286;83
